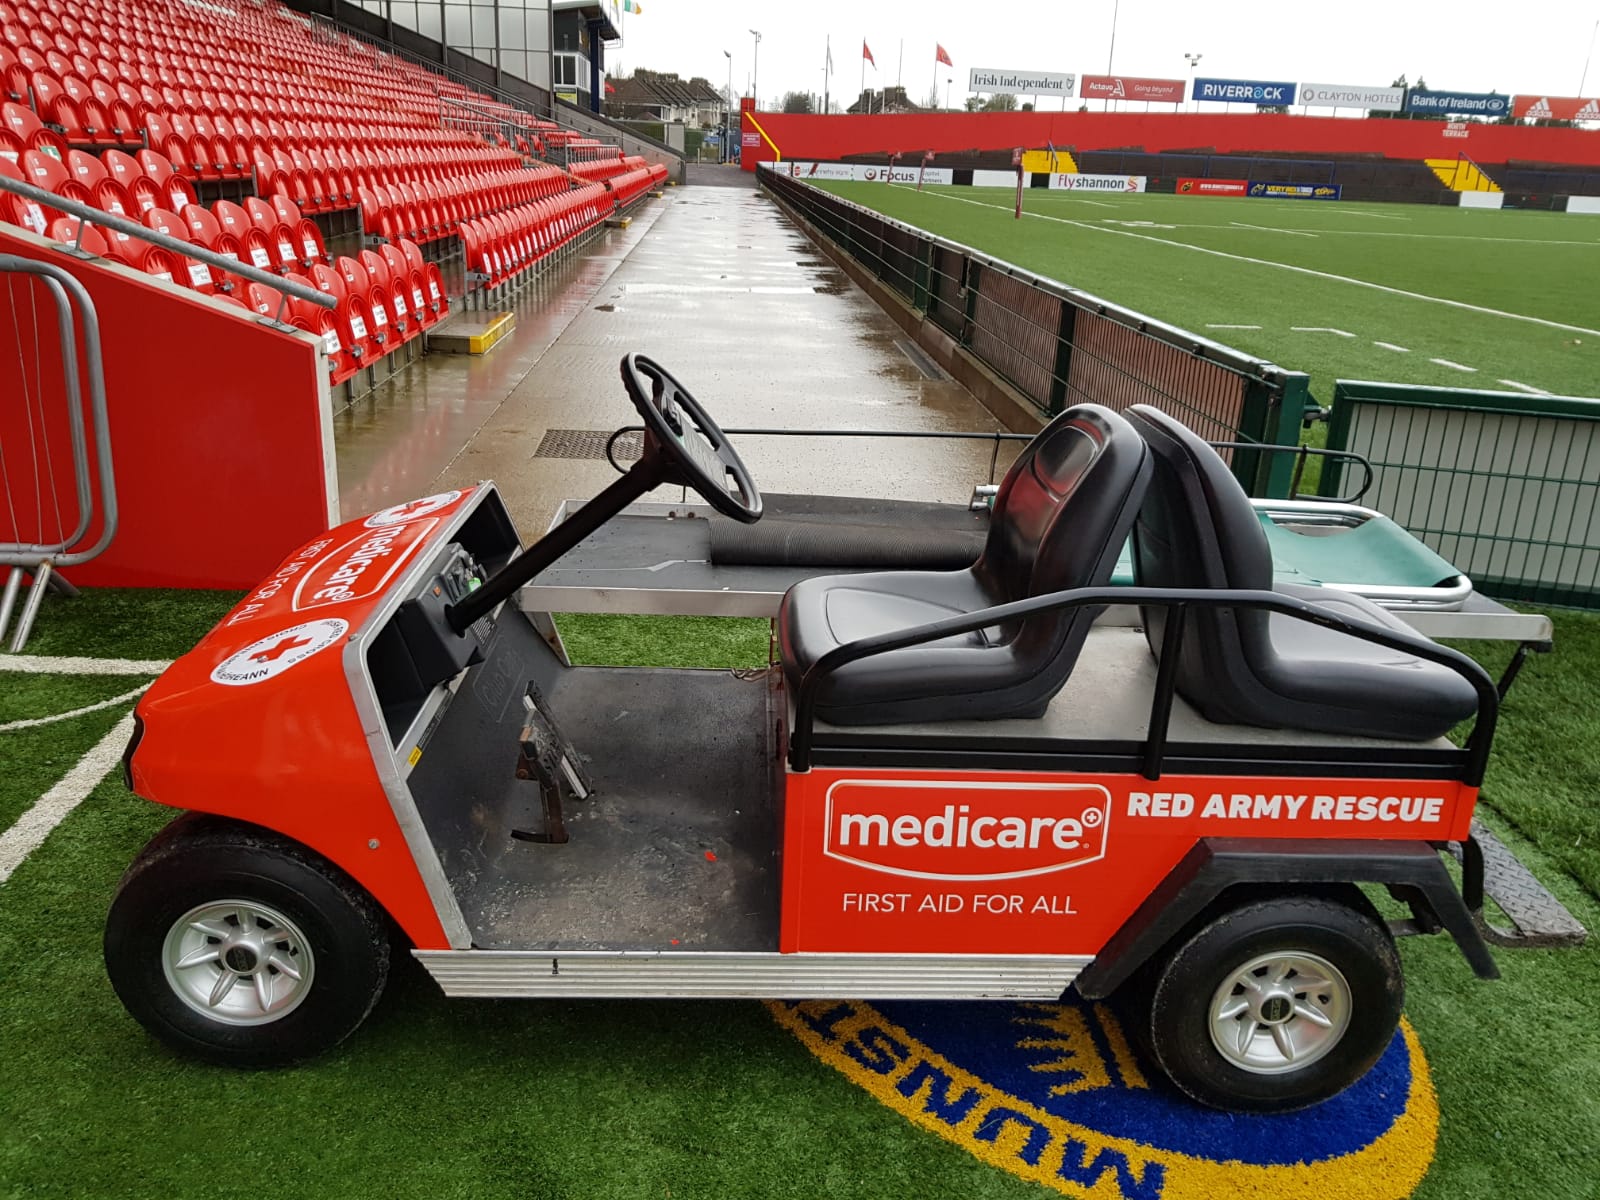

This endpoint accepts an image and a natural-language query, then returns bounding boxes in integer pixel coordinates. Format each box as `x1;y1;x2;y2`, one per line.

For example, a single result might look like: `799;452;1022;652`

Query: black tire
1141;895;1403;1112
104;814;391;1067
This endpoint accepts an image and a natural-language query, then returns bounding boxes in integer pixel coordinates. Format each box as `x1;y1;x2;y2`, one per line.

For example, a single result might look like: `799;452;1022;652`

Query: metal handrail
0;256;118;567
788;584;1499;784
0;175;337;311
601;426;1377;502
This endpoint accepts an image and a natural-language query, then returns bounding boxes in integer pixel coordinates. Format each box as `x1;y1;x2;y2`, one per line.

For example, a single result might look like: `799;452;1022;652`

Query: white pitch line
1431;357;1479;372
1231;222;1317;237
0;654;172;675
1498;379;1551;394
908;189;1600;337
1333;209;1412;221
0;685;150;732
1374;341;1412;352
1054;220;1600;338
1206;323;1262;330
1291;326;1356;337
0;712;134;884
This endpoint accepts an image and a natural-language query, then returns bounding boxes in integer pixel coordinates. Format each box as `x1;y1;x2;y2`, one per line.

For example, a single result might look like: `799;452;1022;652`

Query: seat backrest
971;403;1152;688
1122;404;1276;702
977;403;1153;605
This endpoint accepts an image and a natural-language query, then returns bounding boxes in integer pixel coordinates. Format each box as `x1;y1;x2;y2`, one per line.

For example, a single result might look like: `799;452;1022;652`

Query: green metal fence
759;167;1310;497
1323;381;1600;609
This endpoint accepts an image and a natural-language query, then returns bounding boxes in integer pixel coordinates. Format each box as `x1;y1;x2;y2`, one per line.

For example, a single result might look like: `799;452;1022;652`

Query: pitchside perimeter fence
1323;383;1600;609
760;166;1311;497
761;169;1600;611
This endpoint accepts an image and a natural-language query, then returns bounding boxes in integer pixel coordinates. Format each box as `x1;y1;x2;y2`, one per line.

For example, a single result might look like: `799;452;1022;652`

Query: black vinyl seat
778;404;1152;725
1122;404;1479;741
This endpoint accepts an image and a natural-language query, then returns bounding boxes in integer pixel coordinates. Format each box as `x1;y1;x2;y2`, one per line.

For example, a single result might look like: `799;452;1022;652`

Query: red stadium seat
47;215;109;255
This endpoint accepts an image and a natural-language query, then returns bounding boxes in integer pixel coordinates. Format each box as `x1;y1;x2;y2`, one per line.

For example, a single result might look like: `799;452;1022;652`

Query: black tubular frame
787;585;1499;783
603;425;1375;502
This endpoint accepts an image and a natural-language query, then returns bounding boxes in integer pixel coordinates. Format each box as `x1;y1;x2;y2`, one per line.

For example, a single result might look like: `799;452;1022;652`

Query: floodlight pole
1184;52;1203;112
1105;0;1119;111
750;29;761;109
723;49;732;163
1581;18;1599;96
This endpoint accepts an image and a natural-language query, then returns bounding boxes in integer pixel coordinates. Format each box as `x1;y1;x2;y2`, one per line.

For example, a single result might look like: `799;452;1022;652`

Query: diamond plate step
1464;818;1588;948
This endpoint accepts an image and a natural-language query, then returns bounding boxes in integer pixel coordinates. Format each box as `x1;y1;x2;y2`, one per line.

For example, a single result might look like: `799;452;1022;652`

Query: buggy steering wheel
621;353;763;524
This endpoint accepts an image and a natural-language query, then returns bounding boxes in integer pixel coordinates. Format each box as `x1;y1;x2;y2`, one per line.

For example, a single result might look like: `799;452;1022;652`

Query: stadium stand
0;0;669;390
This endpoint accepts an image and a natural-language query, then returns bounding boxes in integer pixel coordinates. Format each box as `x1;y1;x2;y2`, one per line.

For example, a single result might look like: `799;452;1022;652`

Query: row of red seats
2;147;326;284
0;33;456;134
459;184;615;289
0;163;450;388
359;165;573;245
608;163;670;208
287;248;449;384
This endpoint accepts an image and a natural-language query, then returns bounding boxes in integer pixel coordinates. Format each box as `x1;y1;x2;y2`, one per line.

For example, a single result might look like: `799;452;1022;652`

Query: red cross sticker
250;634;313;663
393;498;435;517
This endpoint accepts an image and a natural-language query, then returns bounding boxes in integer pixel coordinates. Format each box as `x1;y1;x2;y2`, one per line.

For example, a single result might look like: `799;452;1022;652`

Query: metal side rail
1458;820;1588;949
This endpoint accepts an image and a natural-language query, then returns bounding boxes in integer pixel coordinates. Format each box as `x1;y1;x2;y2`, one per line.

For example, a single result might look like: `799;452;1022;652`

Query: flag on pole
863;41;875;67
935;44;953;67
621;0;642;11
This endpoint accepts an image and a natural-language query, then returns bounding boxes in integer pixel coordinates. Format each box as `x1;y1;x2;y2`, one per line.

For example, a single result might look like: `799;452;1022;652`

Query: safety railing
1322;381;1600;609
757;167;1310;498
788;585;1499;780
601;425;1375;504
0;175;337;322
0;255;115;649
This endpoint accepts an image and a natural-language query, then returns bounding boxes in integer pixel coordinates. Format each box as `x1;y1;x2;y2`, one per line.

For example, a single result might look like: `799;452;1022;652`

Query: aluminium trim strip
415;949;1091;999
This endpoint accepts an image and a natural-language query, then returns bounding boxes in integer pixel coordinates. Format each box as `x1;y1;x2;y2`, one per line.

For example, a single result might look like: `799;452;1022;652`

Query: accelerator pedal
510;684;593;845
1463;818;1587;948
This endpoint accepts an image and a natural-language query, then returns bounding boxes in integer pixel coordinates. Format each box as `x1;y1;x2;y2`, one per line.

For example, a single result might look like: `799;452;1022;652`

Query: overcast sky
607;0;1600;110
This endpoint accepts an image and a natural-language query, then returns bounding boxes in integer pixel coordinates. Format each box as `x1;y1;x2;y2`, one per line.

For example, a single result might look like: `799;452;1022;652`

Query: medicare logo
770;998;1437;1199
292;519;438;610
364;490;463;527
824;780;1109;880
209;618;348;686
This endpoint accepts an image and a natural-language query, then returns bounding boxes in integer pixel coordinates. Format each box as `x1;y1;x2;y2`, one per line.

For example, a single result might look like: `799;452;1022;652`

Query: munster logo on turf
770;998;1438;1199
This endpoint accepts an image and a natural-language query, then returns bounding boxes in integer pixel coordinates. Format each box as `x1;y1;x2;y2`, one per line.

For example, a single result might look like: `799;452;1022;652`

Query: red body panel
131;488;477;950
781;766;1476;954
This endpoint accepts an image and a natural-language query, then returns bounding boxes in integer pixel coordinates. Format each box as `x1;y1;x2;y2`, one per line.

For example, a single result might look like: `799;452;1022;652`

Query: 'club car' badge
210;618;349;686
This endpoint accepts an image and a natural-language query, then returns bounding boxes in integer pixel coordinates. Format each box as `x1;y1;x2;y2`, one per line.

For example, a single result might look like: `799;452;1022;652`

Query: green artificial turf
11;587;240;660
809;184;1600;404
4;598;1599;1199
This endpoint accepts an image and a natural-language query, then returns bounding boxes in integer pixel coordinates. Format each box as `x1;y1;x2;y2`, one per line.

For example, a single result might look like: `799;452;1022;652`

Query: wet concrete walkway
337;185;1018;533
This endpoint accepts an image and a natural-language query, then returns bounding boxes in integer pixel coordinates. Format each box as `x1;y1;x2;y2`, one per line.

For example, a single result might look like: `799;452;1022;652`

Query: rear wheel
1140;894;1403;1112
104;815;391;1066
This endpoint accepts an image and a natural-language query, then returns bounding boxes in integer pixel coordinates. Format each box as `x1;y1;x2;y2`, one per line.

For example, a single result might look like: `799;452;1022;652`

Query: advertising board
1177;177;1248;196
1299;82;1405;110
1512;95;1600;120
1405;89;1509;116
1192;77;1296;105
967;67;1075;98
1247;181;1343;200
1079;74;1185;104
1048;173;1147;192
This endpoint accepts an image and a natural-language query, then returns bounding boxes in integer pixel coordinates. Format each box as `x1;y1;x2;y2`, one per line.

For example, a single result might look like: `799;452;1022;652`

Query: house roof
613;70;724;109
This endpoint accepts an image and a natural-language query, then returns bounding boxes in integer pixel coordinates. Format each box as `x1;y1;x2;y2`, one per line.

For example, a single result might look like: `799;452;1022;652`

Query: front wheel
1140;894;1404;1112
104;815;391;1067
